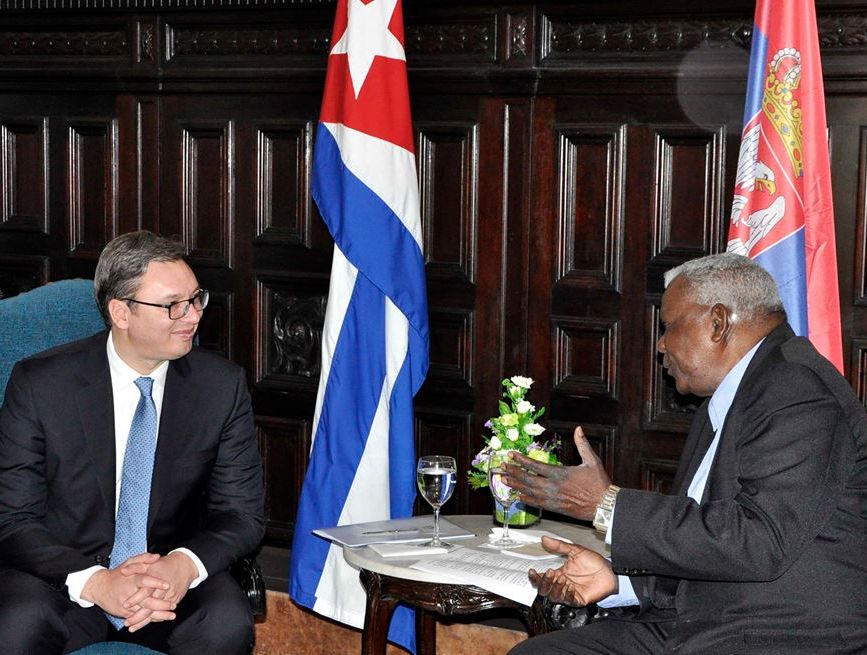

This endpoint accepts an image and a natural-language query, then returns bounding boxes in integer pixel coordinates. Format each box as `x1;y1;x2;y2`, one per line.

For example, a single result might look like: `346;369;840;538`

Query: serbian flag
727;0;843;372
288;0;429;652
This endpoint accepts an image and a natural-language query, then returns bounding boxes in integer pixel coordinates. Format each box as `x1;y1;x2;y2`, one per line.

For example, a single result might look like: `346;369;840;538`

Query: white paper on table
367;542;450;558
410;548;564;605
487;528;572;545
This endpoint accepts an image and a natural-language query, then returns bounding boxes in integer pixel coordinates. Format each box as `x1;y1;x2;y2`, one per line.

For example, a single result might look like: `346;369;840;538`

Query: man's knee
169;574;253;655
0;570;68;652
195;599;253;651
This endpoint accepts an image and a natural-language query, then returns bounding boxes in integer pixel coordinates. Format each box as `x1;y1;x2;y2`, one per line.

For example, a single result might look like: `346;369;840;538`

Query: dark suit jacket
611;323;867;653
0;331;264;591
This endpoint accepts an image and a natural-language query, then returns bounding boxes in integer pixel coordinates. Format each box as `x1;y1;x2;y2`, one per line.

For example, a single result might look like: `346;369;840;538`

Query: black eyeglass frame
121;289;209;320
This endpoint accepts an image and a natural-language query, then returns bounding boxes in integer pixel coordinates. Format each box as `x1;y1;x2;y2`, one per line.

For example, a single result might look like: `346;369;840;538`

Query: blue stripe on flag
312;125;429;391
290;123;428;655
742;27;768;123
755;228;808;336
289;273;385;606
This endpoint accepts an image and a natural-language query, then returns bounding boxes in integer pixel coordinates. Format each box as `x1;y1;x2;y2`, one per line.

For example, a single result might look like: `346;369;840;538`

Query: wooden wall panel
254;121;314;246
415;411;473;514
417;123;478;283
66;119;119;259
195;288;234;361
254;277;327;388
0;254;48;299
257;416;311;547
651;126;725;265
180;122;234;268
555;124;625;291
427;308;474;386
0;118;48;233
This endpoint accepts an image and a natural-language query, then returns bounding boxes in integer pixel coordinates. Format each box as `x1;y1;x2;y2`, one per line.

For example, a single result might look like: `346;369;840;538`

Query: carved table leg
416;608;437;655
527;595;550;636
360;569;400;655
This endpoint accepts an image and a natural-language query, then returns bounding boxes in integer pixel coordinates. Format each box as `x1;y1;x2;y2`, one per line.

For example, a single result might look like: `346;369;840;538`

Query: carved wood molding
820;14;867;48
271;294;326;379
406;20;494;58
543;16;752;57
543;13;867;58
168;26;330;59
0;29;128;56
0;0;330;9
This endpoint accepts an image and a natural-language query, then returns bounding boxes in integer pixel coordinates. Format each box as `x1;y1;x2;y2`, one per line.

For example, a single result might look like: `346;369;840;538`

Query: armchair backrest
0;279;105;405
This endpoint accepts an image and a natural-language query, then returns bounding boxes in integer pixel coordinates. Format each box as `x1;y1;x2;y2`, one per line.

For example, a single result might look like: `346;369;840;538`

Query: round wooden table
342;514;609;655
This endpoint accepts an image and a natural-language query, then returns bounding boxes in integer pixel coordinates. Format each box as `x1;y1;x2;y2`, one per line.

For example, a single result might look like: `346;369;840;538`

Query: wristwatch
592;484;621;535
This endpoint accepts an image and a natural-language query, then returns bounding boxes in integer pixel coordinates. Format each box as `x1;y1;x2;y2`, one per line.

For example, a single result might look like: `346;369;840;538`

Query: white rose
524;423;545;436
489;436;502;449
510;375;533;389
516;400;534;414
506;428;519;441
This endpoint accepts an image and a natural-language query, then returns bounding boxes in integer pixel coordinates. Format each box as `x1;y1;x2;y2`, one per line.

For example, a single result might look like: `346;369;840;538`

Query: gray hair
664;252;784;322
94;230;186;327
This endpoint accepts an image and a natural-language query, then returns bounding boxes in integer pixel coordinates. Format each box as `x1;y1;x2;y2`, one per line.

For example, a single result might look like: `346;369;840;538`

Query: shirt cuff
597;504;638;607
604;501;616;545
597;574;640;608
170;547;208;588
66;565;106;607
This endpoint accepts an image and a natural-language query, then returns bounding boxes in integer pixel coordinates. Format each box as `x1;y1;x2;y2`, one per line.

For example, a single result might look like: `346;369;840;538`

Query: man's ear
107;298;131;330
709;303;731;343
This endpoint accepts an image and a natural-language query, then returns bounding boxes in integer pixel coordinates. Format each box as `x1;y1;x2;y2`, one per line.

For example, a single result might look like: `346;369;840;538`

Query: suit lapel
148;355;192;532
75;334;117;520
670;323;794;499
671;402;715;495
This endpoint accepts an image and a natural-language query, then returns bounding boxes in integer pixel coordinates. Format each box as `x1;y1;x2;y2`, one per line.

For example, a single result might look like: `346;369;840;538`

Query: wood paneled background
1;0;866;575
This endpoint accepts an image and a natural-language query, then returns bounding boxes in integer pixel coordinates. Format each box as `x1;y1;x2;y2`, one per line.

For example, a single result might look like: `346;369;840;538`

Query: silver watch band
592;484;621;534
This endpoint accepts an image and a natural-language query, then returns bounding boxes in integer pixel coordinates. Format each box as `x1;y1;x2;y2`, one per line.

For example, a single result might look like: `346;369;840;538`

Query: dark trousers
508;614;673;655
0;568;253;655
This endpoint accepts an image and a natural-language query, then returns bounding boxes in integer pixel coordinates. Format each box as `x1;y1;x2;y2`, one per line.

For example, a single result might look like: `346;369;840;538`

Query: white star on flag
330;0;405;99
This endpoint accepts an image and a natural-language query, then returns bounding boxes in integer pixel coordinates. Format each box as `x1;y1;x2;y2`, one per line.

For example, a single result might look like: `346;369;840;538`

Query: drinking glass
488;452;521;548
416;455;457;548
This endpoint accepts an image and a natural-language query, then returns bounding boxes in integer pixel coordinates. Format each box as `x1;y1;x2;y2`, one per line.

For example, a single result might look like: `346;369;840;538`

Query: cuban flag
288;0;429;651
727;0;843;372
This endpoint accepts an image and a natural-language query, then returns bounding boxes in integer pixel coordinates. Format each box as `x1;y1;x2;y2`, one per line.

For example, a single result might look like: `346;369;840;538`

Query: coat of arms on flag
727;0;843;372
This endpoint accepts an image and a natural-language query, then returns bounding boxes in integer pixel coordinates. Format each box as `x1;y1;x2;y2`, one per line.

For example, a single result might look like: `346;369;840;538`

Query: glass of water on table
416;455;457;548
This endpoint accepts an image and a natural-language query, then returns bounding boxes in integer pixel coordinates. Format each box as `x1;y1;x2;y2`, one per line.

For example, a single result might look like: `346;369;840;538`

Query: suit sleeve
0;362;95;586
176;366;264;574
611;361;851;583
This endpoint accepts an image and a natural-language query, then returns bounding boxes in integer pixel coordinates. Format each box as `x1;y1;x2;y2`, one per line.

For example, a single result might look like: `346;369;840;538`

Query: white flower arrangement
468;376;561;489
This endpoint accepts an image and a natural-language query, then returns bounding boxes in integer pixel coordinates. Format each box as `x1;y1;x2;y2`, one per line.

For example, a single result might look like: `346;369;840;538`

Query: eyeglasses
121;289;209;320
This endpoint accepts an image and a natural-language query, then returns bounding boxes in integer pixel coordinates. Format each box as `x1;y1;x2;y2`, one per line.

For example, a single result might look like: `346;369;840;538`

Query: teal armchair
0;278;105;405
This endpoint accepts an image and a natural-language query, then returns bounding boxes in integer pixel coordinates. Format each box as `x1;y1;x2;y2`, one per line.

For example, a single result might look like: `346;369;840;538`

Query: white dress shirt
65;333;207;607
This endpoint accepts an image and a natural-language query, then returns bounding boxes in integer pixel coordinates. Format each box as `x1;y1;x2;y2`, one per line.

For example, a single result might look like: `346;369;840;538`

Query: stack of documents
410;547;565;606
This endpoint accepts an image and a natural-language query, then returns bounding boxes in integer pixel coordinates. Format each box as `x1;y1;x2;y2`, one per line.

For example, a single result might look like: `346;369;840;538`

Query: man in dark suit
504;252;867;654
0;231;264;655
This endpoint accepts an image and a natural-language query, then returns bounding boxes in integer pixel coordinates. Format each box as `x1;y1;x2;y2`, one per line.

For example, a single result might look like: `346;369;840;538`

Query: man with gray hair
504;252;867;654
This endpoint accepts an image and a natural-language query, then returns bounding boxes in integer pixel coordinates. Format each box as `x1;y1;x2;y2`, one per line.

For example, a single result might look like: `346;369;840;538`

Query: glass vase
493;499;541;528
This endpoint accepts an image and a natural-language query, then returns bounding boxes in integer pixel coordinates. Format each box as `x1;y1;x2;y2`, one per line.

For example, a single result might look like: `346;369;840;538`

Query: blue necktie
106;376;157;629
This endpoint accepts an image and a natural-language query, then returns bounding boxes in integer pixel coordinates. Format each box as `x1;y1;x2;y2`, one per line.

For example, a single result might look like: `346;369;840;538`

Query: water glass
416;455;457;548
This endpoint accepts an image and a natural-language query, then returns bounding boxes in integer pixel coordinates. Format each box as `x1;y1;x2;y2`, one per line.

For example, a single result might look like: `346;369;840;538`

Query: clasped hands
81;551;198;632
501;426;618;607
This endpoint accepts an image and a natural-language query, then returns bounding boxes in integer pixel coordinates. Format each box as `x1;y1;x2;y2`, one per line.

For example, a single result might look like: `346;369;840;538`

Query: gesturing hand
502;426;611;521
528;537;618;606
